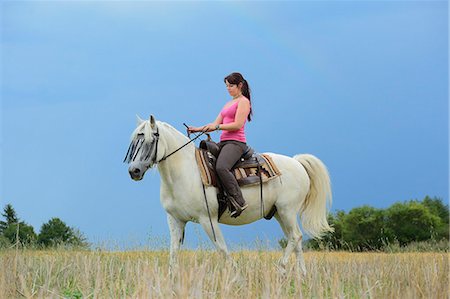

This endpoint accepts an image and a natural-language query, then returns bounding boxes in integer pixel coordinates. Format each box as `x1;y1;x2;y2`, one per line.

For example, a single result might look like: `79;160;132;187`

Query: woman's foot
228;195;248;217
230;203;248;218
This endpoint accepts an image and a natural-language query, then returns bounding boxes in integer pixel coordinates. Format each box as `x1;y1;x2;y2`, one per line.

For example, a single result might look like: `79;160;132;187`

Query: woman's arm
218;98;250;131
188;113;223;133
188;98;250;133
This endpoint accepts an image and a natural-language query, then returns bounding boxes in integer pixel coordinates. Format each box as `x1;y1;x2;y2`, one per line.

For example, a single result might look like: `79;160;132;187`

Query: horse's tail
293;154;334;239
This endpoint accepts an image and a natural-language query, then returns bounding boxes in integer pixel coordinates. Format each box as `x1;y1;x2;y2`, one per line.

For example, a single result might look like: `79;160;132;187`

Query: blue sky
1;1;448;249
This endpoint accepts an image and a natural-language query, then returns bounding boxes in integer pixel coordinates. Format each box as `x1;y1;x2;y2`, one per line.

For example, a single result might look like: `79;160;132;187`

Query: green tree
342;206;386;250
3;222;37;245
385;201;441;245
38;218;88;248
305;196;448;252
331;210;350;249
421;196;449;240
422;196;448;219
0;235;11;249
0;204;19;233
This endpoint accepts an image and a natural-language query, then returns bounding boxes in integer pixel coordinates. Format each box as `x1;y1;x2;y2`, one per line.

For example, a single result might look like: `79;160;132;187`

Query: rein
156;123;217;242
124;122;217;242
155;124;207;163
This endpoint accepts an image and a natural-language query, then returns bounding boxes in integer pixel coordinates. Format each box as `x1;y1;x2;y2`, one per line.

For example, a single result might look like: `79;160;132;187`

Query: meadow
1;248;448;298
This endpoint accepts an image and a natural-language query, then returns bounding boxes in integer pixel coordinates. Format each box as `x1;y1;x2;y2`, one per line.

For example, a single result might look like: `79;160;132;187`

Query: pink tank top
220;99;248;143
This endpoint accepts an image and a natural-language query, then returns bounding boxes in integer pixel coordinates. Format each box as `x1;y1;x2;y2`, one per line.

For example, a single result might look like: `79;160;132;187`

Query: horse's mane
130;120;189;143
130;121;152;142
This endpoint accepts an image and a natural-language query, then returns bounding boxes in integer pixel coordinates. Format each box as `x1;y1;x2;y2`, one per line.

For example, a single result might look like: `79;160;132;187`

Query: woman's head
224;72;253;121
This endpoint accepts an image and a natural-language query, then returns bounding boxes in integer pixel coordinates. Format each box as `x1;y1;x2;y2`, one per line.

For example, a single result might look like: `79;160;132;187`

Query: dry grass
0;249;448;298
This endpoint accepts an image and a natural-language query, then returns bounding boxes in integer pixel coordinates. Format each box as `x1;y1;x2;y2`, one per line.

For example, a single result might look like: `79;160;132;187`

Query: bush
38;218;89;249
3;222;37;245
383;239;449;253
304;196;448;252
385;201;442;245
342;206;386;250
0;235;11;249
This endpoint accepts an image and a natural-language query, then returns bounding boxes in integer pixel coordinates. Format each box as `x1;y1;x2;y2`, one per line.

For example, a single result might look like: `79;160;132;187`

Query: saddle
195;139;281;220
196;140;281;187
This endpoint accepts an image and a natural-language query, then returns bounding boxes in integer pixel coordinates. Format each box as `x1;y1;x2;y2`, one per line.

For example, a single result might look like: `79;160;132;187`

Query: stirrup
230;203;248;218
227;195;241;210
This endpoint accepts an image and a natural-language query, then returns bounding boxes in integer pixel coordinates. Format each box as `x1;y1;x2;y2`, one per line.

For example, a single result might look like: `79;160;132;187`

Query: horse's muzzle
128;166;143;181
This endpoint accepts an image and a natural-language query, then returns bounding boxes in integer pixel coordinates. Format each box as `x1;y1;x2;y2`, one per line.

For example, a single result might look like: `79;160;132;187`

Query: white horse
125;115;333;274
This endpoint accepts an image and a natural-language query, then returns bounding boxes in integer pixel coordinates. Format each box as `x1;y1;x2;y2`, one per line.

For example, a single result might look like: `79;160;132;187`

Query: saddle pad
195;149;281;187
195;149;219;187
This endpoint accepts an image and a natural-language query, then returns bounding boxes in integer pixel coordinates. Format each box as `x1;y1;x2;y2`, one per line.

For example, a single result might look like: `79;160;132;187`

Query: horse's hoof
296;266;306;278
275;262;288;278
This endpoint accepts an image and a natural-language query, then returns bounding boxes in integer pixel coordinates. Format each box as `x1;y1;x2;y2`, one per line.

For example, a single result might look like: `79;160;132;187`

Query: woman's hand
187;126;202;133
188;124;217;133
202;124;217;132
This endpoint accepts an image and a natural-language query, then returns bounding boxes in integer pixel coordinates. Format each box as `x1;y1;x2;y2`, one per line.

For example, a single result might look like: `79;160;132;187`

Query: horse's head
124;115;161;181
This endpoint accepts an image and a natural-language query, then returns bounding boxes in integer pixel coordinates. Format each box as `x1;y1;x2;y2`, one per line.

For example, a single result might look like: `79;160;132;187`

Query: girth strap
257;159;264;218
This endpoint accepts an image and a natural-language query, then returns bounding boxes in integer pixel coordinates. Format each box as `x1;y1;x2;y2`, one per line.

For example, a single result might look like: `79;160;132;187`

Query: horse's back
263;152;309;179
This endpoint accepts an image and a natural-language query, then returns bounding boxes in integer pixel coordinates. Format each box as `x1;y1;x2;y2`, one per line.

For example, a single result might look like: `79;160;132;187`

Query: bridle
124;124;207;165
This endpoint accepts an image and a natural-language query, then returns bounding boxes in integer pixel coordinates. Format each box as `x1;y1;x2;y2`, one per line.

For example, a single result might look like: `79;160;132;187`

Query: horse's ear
150;115;156;129
136;115;144;125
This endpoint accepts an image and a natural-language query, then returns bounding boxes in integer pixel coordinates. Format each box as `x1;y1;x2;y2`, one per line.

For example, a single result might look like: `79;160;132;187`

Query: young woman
188;72;252;217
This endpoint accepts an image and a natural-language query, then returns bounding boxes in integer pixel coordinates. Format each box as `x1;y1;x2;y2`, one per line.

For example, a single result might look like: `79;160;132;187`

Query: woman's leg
216;141;248;215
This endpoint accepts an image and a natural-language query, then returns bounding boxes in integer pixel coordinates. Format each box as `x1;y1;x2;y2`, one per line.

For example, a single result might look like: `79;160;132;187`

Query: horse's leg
294;230;306;276
275;210;306;276
199;217;229;259
167;213;186;272
274;212;291;275
199;217;244;283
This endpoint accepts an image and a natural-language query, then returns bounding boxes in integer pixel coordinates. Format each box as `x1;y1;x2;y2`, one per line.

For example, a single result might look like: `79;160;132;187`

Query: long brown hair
224;72;253;122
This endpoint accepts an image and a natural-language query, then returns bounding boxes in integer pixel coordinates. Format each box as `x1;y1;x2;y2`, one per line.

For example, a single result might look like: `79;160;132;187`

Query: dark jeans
216;140;248;206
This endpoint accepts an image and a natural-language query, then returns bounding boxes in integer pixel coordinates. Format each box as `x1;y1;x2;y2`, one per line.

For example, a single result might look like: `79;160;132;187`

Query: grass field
1;249;448;298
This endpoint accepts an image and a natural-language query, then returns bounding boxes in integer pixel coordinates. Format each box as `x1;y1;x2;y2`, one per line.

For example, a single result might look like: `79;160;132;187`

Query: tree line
2;196;448;251
0;204;88;249
305;196;449;251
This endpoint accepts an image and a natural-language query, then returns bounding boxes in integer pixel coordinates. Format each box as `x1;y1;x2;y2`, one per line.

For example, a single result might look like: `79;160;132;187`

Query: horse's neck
156;126;197;186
